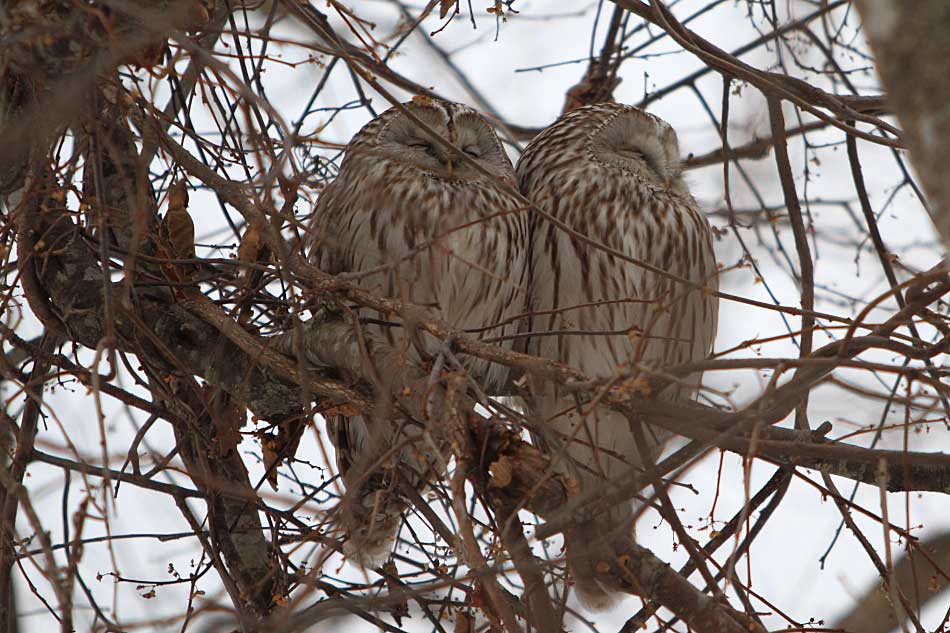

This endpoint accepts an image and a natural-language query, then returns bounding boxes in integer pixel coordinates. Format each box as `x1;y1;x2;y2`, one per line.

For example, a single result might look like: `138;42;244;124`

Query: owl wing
529;181;717;392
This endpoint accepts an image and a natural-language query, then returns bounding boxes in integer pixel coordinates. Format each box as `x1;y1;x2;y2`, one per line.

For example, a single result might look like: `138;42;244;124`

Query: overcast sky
6;2;949;632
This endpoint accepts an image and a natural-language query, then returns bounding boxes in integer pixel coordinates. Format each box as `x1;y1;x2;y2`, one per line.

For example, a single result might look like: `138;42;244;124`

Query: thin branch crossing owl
309;99;528;565
517;102;719;608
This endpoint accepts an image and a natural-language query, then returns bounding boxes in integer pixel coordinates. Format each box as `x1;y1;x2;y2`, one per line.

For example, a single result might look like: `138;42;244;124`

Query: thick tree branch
0;333;58;633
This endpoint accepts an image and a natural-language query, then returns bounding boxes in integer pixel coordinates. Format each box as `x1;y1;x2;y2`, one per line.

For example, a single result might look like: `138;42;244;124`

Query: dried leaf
277;421;304;461
167;179;189;210
439;0;456;19
382;560;409;624
258;420;306;491
238;222;263;268
411;95;436;107
163;180;195;260
454;611;475;633
125;40;165;69
322;403;361;417
261;435;280;490
470;581;502;626
187;0;211;24
471;582;487;609
212;397;245;457
278;173;299;200
628;377;652;397
929;574;942;593
488;455;513;488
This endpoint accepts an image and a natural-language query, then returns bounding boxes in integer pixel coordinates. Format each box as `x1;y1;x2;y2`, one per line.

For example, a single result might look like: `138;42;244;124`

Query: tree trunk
854;1;950;245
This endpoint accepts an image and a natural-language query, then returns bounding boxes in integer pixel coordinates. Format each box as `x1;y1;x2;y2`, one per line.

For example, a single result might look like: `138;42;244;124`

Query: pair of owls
309;99;719;608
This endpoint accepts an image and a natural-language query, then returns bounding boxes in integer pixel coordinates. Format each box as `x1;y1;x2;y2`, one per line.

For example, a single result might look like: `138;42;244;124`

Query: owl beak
446;157;468;178
663;176;672;191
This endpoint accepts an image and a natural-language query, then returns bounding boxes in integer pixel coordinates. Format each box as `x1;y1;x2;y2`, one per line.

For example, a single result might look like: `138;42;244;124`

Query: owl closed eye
370;103;509;180
589;108;686;190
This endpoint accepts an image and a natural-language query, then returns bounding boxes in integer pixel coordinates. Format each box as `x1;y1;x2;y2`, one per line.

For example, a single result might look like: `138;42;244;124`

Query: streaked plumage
517;103;718;608
309;99;528;565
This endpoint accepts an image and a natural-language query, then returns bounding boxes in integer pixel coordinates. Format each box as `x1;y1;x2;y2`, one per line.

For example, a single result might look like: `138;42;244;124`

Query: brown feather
306;100;529;566
517;103;719;609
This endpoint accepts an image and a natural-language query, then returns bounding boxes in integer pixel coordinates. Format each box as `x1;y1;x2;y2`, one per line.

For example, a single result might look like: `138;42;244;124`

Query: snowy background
4;1;949;631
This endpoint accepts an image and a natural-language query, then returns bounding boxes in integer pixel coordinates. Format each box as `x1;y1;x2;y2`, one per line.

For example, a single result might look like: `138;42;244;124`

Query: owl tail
334;412;443;569
539;399;666;609
564;504;635;611
339;480;406;568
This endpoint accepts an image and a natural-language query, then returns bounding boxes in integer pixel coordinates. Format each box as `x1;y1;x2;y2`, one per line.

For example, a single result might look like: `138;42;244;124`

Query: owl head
350;98;515;183
519;103;688;196
585;103;687;193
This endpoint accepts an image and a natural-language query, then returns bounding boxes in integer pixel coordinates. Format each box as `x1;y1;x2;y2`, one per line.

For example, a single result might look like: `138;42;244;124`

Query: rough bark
854;1;950;245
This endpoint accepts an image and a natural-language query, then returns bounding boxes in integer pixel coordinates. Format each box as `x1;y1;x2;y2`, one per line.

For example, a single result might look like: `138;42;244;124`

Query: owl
517;103;719;608
309;99;528;566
